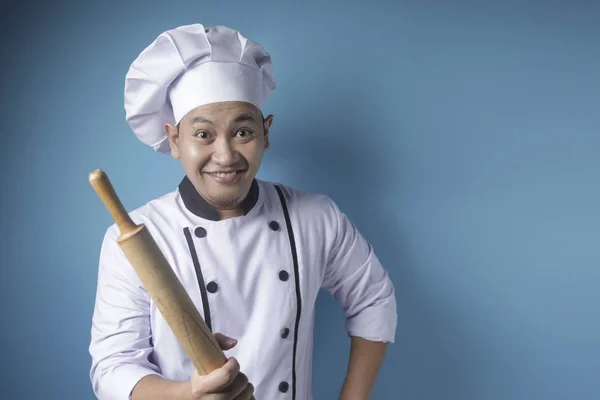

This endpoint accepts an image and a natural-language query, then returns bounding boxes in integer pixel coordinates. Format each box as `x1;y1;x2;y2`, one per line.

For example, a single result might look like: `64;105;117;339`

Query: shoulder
257;179;343;225
102;186;181;241
97;187;182;280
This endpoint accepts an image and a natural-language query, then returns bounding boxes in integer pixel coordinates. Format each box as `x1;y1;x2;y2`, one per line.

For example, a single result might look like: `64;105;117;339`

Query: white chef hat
124;23;276;153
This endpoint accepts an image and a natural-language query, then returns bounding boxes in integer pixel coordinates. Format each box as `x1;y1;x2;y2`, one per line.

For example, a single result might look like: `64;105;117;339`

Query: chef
89;23;397;400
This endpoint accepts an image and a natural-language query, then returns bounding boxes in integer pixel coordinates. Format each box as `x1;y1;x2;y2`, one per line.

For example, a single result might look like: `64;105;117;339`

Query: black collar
178;175;260;221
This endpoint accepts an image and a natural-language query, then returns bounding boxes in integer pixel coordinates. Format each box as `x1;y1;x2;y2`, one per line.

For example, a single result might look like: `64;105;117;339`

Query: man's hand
130;332;254;400
189;333;254;400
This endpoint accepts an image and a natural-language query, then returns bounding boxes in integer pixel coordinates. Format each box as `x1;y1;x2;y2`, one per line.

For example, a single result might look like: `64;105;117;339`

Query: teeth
213;171;237;178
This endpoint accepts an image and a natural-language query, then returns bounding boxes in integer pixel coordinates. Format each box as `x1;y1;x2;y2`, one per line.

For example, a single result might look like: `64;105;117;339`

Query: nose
211;136;236;165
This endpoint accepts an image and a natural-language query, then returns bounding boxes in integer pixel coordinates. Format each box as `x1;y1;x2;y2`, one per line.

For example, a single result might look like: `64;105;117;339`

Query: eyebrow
190;116;214;125
189;112;260;126
232;112;259;124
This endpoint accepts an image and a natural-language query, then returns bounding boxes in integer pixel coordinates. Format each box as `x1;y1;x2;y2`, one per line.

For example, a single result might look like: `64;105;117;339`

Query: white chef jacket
89;177;397;400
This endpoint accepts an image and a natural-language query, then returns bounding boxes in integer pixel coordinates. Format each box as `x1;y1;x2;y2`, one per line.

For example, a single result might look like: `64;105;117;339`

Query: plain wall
1;0;599;399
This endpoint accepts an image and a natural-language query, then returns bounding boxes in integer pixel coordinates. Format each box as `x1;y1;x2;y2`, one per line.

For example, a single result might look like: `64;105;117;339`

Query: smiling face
165;101;273;216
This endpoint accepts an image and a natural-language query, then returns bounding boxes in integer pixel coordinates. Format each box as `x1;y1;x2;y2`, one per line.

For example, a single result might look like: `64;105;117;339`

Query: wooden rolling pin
89;169;255;398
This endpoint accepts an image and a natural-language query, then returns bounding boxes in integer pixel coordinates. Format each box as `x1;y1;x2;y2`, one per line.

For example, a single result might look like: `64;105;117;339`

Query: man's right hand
190;333;254;400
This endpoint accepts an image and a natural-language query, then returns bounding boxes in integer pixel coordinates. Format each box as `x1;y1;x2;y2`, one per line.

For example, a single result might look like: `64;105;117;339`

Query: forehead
182;101;262;125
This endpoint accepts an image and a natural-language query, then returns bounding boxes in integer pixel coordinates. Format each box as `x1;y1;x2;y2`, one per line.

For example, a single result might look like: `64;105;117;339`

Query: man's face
165;101;273;211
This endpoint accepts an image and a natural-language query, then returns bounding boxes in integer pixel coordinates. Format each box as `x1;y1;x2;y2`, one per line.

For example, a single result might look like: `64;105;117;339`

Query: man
89;23;397;400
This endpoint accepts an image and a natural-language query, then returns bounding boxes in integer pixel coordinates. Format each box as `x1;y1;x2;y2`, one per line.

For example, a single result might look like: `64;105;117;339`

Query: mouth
204;169;246;184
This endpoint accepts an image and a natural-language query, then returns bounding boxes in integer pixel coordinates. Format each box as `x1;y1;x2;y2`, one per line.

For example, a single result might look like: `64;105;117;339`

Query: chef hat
124;23;276;153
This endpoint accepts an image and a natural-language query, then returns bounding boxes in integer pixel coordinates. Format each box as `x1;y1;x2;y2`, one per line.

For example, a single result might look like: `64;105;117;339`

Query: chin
208;191;245;209
205;175;249;196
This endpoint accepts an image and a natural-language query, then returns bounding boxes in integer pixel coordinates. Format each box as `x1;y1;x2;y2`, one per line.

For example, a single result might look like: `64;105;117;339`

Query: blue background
1;0;599;399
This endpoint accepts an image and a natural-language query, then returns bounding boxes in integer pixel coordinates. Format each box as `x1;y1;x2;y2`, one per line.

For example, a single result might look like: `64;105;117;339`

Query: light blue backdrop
1;1;599;399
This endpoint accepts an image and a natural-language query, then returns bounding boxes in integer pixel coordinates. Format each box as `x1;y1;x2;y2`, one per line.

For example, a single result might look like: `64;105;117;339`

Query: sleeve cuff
345;297;397;344
94;363;164;400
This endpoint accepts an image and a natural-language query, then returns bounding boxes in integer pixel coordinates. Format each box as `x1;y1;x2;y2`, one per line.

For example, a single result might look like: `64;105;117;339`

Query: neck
179;175;260;221
217;208;245;219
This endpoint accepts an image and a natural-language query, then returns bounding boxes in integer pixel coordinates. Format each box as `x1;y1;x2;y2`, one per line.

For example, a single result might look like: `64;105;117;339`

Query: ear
165;123;180;159
263;114;274;150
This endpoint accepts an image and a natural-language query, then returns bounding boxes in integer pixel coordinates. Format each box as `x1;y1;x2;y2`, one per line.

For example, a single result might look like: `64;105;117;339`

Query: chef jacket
89;176;397;400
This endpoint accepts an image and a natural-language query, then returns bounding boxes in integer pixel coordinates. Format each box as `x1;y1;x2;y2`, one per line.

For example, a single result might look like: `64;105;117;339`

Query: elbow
345;287;398;344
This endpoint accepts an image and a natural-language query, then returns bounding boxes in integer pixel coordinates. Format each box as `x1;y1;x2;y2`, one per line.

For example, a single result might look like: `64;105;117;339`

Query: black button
279;382;289;393
281;328;290;339
206;281;218;293
269;221;280;231
279;270;289;281
194;227;207;238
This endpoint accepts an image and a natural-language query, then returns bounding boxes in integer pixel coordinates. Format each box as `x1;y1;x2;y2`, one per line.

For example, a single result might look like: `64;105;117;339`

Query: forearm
131;375;192;400
339;336;387;400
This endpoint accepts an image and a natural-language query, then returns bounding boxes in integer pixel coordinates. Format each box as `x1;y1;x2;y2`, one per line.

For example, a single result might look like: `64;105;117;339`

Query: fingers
234;381;255;400
224;371;251;398
213;332;238;350
200;357;241;392
201;362;252;399
190;334;252;399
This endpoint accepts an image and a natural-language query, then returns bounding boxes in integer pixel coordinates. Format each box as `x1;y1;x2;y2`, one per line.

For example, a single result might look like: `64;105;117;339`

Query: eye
194;130;212;139
236;129;253;138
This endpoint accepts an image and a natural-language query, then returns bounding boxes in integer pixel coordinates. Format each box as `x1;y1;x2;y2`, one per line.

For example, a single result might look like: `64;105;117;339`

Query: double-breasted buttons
279;382;289;393
280;328;290;339
206;281;218;293
194;227;207;238
269;221;280;231
279;270;289;281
